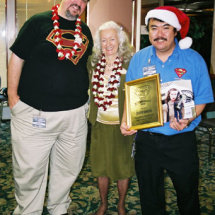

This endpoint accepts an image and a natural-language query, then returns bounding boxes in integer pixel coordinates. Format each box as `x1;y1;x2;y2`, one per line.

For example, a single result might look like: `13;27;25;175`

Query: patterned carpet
0;121;215;215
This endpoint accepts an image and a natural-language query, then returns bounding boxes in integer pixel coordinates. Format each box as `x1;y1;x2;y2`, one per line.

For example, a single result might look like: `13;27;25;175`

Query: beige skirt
90;121;135;181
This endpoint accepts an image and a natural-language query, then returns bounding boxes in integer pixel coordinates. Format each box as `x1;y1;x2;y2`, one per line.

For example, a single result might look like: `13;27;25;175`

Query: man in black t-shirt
8;0;93;214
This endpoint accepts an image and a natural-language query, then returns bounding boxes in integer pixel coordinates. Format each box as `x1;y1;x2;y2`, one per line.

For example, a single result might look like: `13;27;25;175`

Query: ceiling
164;0;214;15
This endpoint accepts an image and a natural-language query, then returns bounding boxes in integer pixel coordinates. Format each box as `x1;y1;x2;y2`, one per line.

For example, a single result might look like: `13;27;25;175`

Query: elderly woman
88;21;135;215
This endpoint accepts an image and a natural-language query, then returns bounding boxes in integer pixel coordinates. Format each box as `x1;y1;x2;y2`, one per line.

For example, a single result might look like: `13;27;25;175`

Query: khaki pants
11;100;88;215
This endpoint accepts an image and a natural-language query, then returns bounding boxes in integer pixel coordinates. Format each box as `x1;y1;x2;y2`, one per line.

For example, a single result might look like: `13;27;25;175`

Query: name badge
33;116;46;128
143;65;156;77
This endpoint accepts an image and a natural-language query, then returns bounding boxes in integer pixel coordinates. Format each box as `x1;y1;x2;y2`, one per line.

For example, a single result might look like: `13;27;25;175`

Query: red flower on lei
51;4;82;60
92;54;123;111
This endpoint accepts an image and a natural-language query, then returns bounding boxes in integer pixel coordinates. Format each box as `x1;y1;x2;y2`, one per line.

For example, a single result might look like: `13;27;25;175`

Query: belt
148;132;165;136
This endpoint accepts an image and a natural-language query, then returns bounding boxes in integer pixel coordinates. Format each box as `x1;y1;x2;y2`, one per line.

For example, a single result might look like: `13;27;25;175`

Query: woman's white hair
91;21;134;66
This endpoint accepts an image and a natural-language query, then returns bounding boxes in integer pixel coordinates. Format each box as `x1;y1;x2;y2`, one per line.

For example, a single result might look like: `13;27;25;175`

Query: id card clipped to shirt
143;65;156;77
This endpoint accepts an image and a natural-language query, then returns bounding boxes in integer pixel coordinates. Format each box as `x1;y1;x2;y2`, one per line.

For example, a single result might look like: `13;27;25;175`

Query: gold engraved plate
125;74;163;130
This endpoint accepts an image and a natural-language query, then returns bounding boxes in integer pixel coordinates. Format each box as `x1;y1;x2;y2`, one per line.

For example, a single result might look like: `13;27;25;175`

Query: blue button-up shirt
126;39;214;135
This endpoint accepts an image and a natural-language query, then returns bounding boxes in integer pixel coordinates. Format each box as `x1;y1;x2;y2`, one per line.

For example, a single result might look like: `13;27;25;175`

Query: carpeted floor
0;121;215;215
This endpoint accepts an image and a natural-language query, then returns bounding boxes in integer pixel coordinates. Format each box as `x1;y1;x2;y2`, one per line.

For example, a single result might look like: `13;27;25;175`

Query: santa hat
145;6;192;49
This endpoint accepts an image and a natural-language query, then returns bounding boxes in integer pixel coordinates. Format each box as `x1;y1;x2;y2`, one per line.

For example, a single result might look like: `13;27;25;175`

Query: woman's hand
120;121;137;136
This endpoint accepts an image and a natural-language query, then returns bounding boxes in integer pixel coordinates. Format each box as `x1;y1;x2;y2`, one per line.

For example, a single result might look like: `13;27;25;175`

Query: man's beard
65;10;79;20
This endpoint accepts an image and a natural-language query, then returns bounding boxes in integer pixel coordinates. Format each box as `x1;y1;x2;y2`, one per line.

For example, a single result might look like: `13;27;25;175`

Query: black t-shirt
10;11;93;111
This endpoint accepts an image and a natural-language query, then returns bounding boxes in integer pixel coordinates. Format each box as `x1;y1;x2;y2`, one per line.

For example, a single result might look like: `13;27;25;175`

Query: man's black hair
146;18;177;34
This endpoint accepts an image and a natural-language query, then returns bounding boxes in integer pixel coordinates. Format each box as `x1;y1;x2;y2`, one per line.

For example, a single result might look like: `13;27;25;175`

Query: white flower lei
52;4;82;60
92;54;123;111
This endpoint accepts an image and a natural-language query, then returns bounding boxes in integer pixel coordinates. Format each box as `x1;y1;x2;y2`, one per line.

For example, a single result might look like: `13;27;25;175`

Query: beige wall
88;0;133;39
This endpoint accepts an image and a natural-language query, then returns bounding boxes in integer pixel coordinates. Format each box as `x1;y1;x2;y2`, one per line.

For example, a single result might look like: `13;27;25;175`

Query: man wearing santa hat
120;6;214;215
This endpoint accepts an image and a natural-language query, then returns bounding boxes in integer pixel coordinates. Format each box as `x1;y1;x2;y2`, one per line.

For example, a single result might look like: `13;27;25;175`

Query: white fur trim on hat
145;9;181;31
179;37;193;49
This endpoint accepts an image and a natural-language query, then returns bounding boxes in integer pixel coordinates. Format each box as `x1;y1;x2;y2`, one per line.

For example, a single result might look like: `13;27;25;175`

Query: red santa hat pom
145;6;192;49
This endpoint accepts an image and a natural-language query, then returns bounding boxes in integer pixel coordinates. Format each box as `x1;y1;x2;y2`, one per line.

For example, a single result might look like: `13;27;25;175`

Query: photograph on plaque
161;79;196;123
125;74;163;130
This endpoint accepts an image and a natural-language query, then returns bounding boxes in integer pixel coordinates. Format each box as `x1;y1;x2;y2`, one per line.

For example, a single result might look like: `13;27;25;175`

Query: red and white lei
51;4;82;60
92;54;123;111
